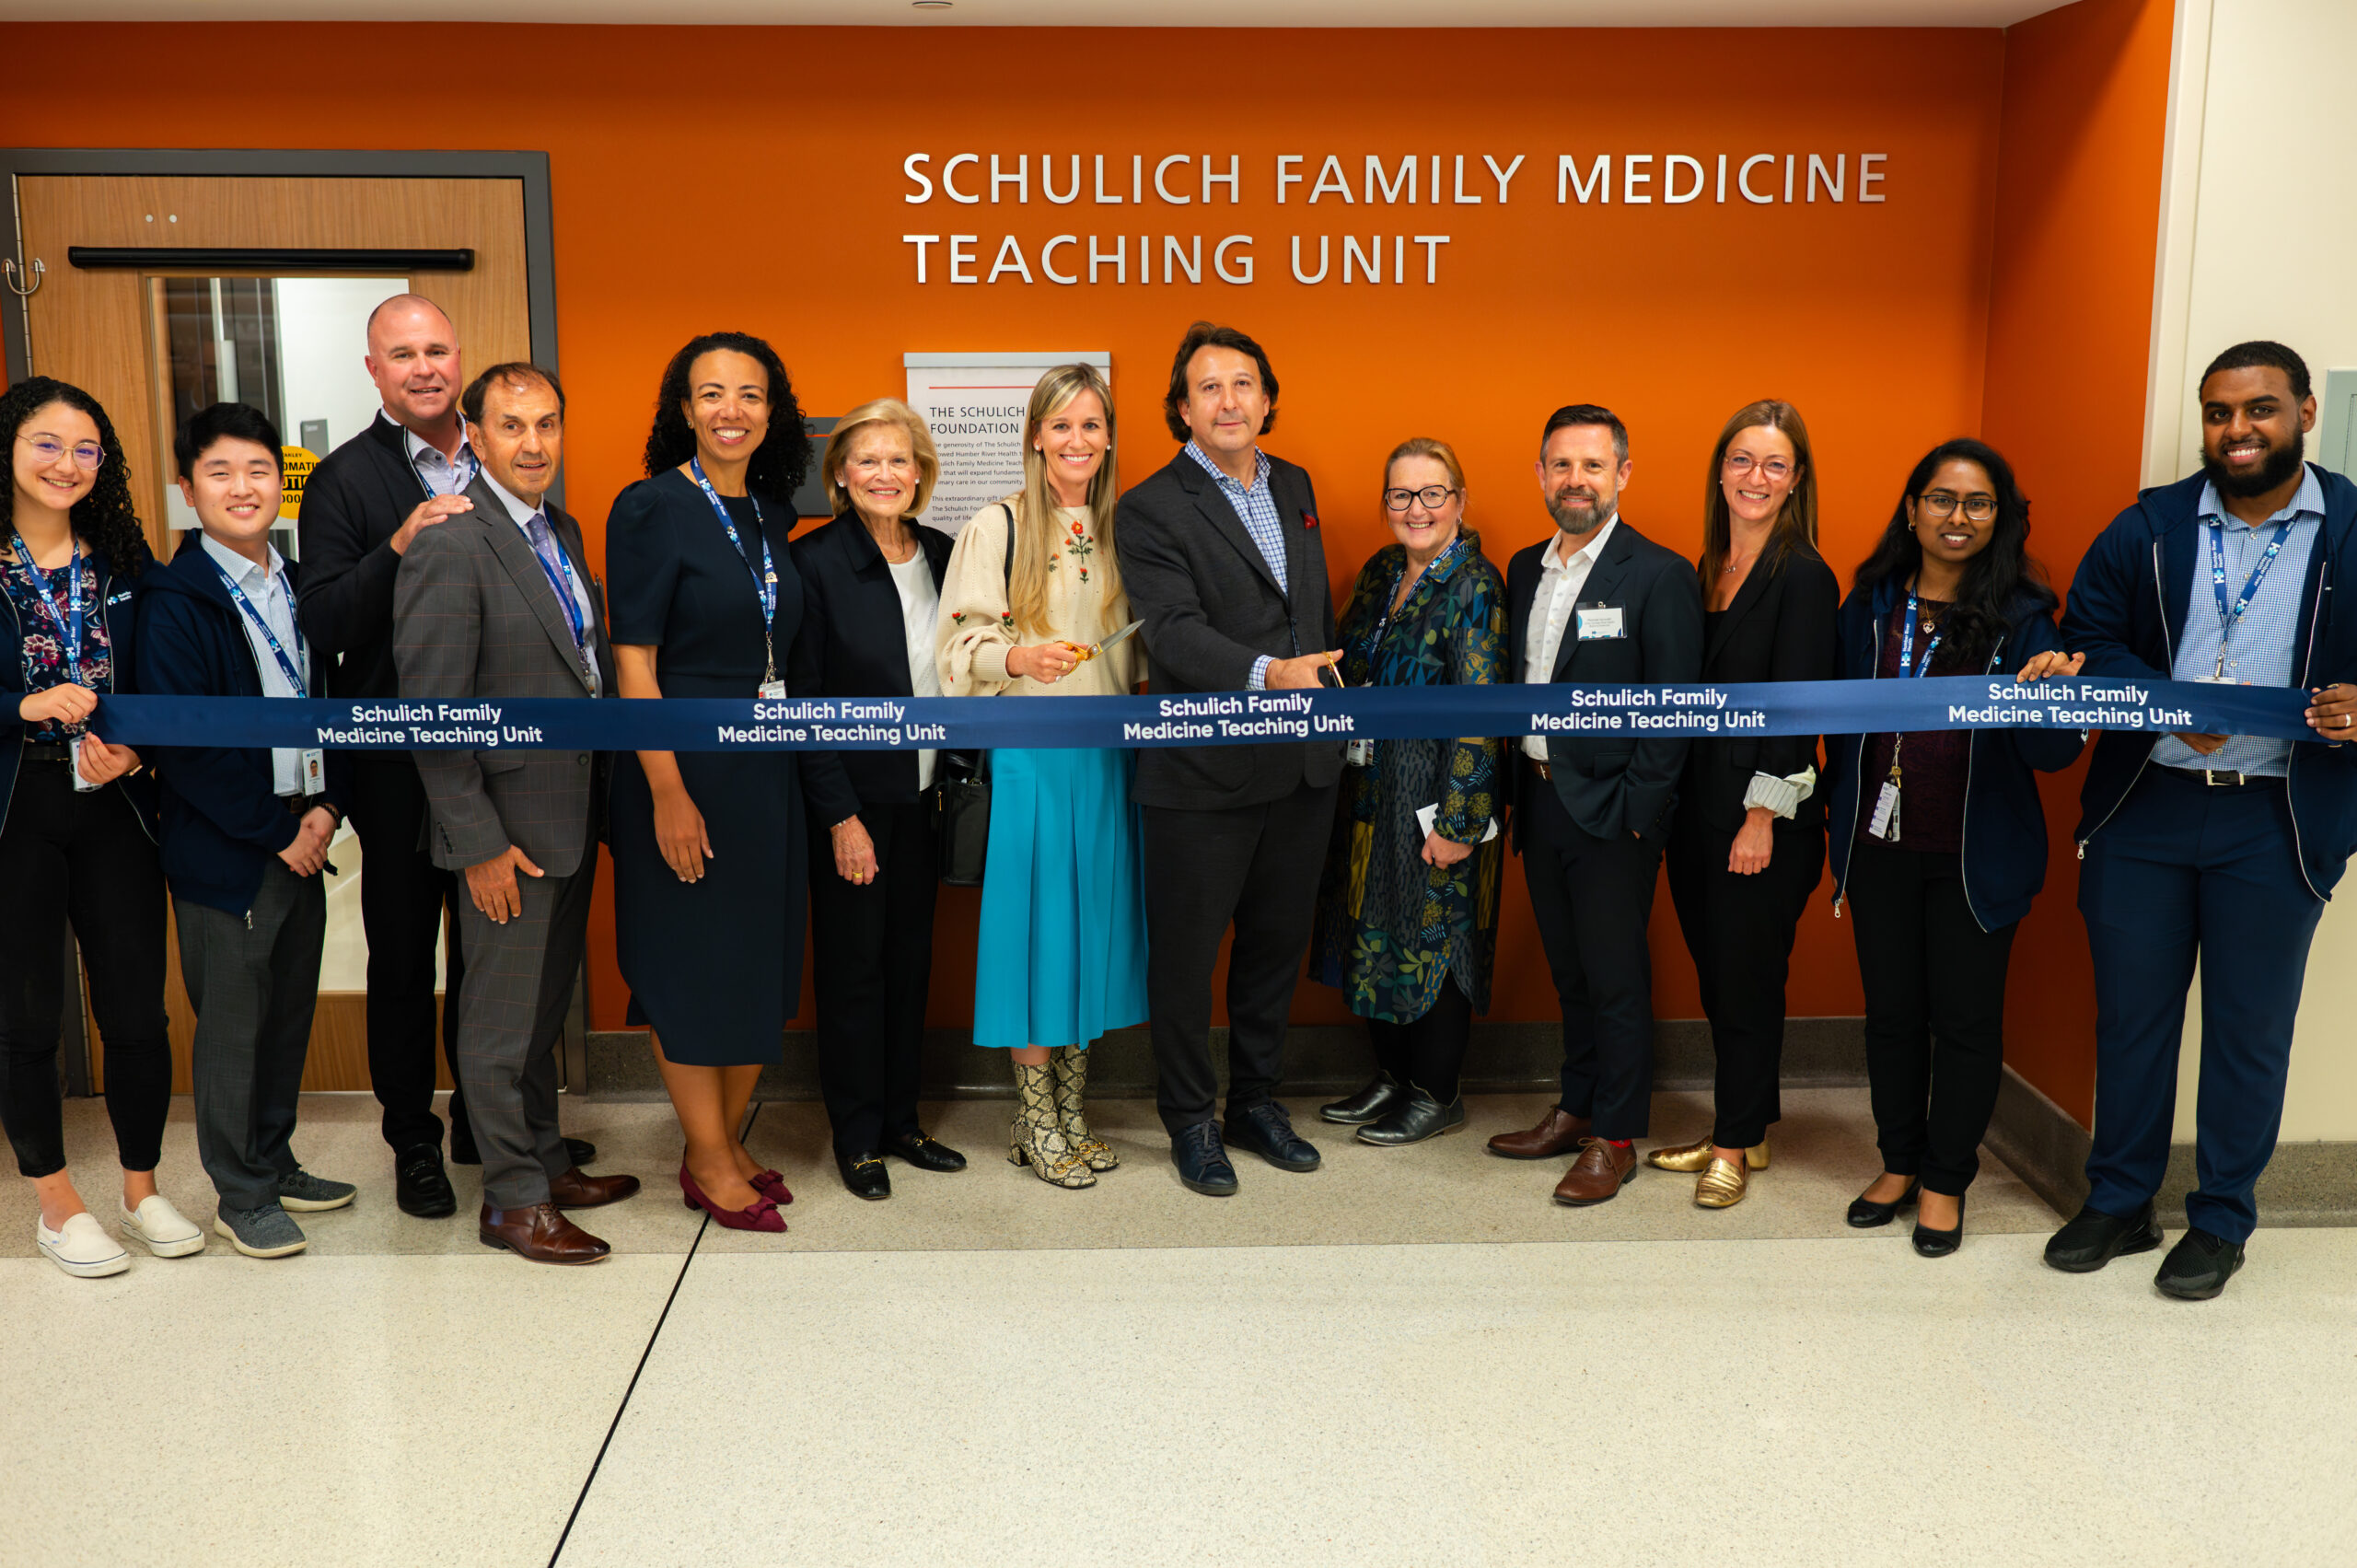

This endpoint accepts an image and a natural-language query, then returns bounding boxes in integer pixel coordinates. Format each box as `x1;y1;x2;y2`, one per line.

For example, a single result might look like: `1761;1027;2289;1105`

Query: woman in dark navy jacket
0;377;177;1279
1826;438;2084;1258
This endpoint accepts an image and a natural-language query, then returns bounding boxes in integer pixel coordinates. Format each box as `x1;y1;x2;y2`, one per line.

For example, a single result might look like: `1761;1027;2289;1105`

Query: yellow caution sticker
280;446;319;521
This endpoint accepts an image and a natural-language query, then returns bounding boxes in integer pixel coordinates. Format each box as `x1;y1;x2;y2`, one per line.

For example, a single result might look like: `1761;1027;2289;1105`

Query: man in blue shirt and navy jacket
139;404;355;1260
2054;341;2357;1299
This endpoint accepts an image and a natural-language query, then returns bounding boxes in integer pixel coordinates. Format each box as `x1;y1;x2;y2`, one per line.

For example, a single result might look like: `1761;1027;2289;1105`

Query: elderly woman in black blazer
788;399;967;1200
1651;400;1839;1208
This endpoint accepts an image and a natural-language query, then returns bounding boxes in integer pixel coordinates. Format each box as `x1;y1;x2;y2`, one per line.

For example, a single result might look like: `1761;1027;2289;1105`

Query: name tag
300;749;326;795
758;679;787;700
1575;603;1624;640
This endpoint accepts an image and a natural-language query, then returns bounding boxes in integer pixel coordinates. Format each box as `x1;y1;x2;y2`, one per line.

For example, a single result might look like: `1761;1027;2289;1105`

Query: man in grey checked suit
393;363;639;1264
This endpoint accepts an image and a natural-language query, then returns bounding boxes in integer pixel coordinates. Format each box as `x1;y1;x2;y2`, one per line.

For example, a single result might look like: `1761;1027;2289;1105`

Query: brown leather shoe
1488;1106;1594;1160
479;1202;612;1264
548;1167;642;1209
1552;1138;1638;1206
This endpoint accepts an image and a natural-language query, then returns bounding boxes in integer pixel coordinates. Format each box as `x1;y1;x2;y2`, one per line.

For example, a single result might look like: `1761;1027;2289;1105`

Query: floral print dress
1308;531;1506;1023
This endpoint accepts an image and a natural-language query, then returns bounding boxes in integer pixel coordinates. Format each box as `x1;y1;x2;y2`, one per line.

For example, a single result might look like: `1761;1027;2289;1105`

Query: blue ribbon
86;676;2320;752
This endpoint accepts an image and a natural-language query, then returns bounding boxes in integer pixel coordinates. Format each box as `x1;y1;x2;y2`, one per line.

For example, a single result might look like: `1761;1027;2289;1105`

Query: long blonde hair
1006;364;1124;637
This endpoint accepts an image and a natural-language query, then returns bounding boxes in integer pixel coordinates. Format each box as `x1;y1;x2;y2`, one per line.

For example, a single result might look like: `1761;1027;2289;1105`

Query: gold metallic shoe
1051;1045;1118;1171
1645;1135;1770;1173
1693;1156;1749;1208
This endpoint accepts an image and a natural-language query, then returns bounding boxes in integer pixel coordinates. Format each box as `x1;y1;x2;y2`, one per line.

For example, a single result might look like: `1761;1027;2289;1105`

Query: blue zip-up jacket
1826;579;2086;932
2061;462;2357;899
136;535;354;918
0;537;158;841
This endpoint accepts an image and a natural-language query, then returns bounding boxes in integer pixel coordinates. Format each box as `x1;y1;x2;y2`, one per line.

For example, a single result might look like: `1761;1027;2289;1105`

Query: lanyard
1898;592;1942;679
411;440;478;501
2208;517;2293;677
690;458;780;679
211;557;308;693
526;517;590;656
17;541;84;686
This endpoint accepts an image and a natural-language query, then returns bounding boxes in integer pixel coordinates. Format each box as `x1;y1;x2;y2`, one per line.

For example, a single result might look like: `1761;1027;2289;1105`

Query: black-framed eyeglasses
1383;485;1459;512
1918;490;1997;522
17;435;105;472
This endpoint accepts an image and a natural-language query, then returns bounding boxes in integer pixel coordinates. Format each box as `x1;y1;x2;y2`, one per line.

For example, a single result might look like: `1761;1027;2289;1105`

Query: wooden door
16;173;535;1092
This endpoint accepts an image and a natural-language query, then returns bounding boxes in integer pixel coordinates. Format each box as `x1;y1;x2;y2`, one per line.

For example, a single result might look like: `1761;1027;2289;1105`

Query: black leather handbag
935;504;1015;888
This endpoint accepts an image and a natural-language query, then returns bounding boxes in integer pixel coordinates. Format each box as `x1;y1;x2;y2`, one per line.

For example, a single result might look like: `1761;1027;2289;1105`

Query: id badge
300;748;327;796
68;737;100;793
758;679;787;700
1575;603;1625;640
1344;738;1374;768
1866;779;1900;842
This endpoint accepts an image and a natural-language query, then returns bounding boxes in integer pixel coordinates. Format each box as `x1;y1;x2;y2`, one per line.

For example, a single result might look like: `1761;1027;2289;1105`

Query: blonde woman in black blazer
1653;401;1838;1208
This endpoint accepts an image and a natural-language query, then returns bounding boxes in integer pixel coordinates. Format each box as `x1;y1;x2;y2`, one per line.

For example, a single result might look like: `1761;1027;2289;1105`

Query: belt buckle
2200;768;2244;787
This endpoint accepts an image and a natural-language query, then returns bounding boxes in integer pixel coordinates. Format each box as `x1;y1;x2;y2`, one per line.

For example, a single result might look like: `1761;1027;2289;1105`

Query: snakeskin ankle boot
1051;1045;1119;1171
1007;1058;1094;1188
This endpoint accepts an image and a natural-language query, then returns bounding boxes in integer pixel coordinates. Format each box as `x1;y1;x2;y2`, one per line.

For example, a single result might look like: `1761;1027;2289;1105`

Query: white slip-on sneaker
120;1195;206;1258
36;1213;130;1278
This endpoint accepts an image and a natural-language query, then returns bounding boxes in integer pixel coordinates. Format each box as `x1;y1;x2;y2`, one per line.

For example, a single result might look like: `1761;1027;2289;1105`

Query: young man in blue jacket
139;404;356;1260
2055;341;2357;1299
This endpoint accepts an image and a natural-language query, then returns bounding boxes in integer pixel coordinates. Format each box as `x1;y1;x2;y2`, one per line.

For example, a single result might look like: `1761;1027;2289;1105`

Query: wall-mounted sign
904;352;1112;529
279;445;319;521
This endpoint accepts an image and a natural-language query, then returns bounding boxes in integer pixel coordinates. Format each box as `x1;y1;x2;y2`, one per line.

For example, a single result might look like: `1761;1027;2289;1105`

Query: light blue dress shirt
199;532;309;796
478;470;601;695
2151;467;2327;777
1183;440;1287;691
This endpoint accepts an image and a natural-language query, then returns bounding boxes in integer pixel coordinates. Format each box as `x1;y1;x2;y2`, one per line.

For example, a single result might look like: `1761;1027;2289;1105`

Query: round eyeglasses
1383;485;1459;512
1918;491;1998;522
16;435;105;472
1723;452;1793;482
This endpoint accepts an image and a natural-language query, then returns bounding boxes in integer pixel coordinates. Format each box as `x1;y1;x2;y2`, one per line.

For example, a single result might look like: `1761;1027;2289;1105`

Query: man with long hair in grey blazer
393;364;640;1263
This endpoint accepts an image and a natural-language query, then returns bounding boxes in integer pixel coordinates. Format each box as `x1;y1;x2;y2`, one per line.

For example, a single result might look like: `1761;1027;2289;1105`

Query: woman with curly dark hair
1;377;195;1276
606;332;812;1230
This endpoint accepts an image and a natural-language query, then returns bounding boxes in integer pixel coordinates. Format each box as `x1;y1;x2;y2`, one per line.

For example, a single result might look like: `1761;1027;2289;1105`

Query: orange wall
0;18;2163;1047
1980;0;2177;1123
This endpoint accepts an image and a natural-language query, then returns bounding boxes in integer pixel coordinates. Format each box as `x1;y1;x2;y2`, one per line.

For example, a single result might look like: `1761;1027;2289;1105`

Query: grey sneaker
275;1168;357;1213
213;1203;308;1258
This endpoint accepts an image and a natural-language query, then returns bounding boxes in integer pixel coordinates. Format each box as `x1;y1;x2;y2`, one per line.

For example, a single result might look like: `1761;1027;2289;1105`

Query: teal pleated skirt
972;747;1150;1051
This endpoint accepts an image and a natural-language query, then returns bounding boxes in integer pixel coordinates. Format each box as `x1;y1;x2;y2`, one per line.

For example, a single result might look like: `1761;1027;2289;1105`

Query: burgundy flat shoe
679;1165;785;1233
749;1168;794;1205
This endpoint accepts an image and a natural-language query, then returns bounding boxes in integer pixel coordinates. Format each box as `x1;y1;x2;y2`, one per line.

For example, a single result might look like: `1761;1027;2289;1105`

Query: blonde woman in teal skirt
937;364;1147;1189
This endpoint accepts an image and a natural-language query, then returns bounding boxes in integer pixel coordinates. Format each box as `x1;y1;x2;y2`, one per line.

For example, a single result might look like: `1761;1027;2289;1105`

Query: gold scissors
1062;619;1144;661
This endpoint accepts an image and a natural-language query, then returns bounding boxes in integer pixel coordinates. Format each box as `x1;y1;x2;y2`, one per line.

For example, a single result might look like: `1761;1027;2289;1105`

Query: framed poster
903;350;1112;530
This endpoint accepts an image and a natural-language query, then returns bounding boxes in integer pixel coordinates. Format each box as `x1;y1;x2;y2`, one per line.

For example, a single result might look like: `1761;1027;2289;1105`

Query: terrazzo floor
2;1089;2350;1566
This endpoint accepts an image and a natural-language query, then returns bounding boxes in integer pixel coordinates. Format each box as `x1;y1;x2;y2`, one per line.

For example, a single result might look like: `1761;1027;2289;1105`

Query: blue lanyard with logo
210;557;308;692
1898;591;1942;679
526;517;590;656
17;541;85;687
689;458;782;690
412;440;478;501
2208;517;2293;679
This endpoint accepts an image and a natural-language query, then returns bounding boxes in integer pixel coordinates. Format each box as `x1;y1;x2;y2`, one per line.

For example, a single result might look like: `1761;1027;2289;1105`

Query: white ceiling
0;1;2078;26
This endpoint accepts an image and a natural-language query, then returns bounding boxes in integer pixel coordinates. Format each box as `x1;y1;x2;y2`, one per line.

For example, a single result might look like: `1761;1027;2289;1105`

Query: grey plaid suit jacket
391;477;615;877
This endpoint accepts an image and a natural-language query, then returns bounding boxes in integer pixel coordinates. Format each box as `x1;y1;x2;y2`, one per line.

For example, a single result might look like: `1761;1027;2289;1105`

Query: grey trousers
176;859;327;1213
452;840;594;1209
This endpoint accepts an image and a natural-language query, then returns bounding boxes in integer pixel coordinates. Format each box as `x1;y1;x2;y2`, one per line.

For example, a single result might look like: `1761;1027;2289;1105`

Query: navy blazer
787;511;955;826
2061;462;2357;898
0;536;157;842
1825;581;2084;932
1505;517;1705;842
138;535;355;916
297;411;442;703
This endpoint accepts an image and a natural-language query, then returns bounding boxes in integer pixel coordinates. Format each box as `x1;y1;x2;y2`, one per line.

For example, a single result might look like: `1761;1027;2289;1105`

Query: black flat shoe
836;1152;891;1201
2154;1225;2245;1300
1911;1192;1965;1258
886;1130;967;1173
1846;1178;1920;1229
1356;1086;1466;1146
1321;1074;1404;1126
2044;1201;2164;1272
393;1144;457;1219
1223;1100;1319;1172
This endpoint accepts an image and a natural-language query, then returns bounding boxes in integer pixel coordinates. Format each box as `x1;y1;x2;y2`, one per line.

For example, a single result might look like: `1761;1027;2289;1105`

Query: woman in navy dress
608;332;807;1233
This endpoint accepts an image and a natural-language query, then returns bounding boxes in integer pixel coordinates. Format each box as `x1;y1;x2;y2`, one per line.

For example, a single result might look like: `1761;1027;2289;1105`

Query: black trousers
1846;837;2016;1196
1666;819;1825;1148
1518;766;1663;1140
808;799;935;1157
1366;976;1473;1102
345;755;467;1155
0;762;171;1179
1141;780;1337;1134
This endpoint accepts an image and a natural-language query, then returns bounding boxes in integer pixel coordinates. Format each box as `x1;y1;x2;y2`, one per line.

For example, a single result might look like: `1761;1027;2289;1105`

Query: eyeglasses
1918;490;1998;522
17;435;105;471
1724;453;1793;482
1382;485;1459;512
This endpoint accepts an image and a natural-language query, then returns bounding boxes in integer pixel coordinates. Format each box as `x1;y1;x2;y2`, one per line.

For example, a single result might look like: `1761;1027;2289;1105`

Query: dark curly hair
2;376;151;575
641;331;809;503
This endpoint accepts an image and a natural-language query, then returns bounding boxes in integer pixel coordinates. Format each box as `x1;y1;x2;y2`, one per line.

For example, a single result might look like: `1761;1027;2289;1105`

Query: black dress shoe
1847;1178;1921;1229
2154;1225;2245;1300
1911;1191;1965;1258
2044;1201;2165;1272
448;1124;481;1166
1171;1122;1238;1196
1223;1100;1320;1172
1321;1073;1404;1126
837;1152;891;1201
1356;1086;1465;1146
886;1130;967;1172
394;1145;458;1219
564;1136;597;1167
